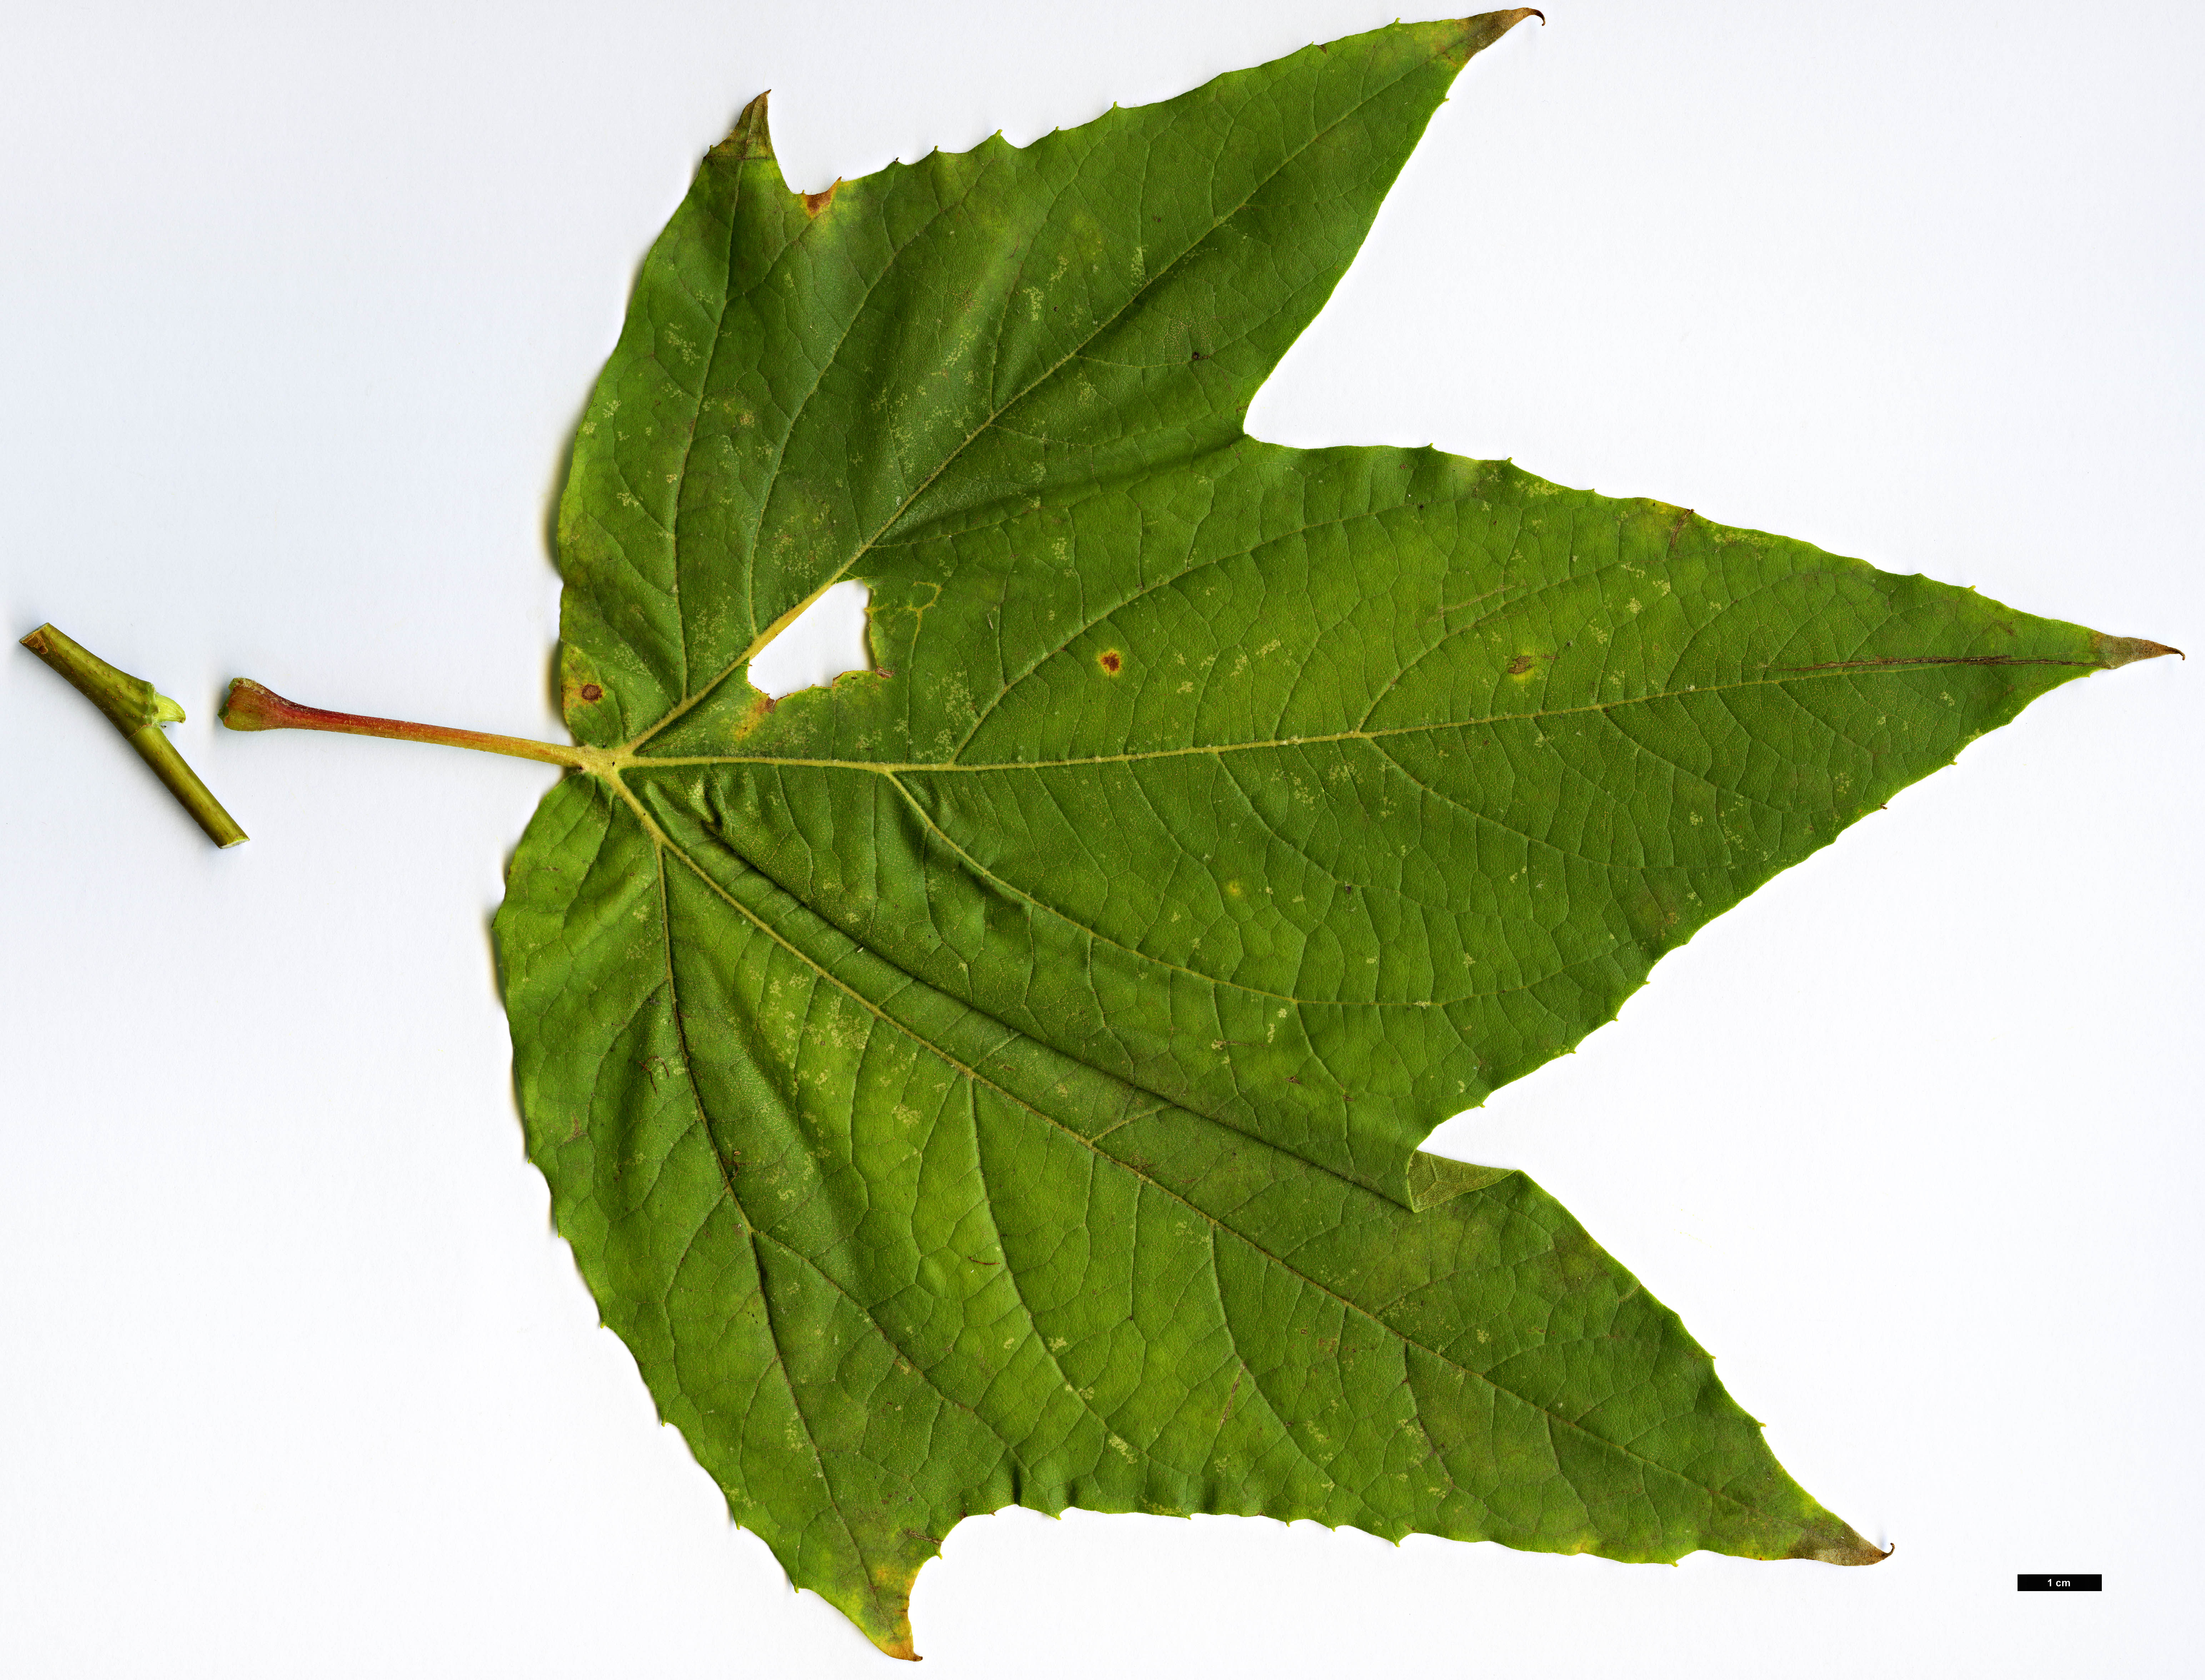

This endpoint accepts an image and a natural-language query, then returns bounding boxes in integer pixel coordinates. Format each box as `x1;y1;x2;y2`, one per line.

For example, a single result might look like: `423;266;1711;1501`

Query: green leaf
492;11;2165;1656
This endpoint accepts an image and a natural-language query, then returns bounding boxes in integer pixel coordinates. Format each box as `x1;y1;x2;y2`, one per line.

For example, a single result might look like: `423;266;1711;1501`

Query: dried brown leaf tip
2094;634;2183;668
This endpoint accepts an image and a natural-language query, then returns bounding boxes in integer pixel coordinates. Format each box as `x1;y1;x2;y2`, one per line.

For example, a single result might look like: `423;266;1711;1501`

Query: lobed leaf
500;10;2161;1655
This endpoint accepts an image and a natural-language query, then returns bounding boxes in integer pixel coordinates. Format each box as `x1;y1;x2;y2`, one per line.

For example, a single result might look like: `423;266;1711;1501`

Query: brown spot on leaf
728;689;778;743
1099;649;1123;674
801;180;840;217
1506;654;1535;676
578;683;602;702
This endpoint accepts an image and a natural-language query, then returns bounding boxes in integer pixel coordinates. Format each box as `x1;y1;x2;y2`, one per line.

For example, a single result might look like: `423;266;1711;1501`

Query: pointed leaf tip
2093;634;2182;669
711;90;775;162
1443;9;1544;66
852;1591;920;1662
1786;1516;1890;1566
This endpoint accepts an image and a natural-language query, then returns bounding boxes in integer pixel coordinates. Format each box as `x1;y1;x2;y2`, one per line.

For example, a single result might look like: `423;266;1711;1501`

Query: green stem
124;722;249;847
21;624;248;848
221;678;593;770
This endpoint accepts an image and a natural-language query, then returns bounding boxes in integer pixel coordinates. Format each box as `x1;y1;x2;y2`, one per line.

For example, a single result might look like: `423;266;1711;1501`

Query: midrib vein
622;655;2091;775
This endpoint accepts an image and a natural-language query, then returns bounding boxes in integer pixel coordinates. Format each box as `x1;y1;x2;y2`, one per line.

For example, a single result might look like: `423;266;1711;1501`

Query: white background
2;2;2197;1674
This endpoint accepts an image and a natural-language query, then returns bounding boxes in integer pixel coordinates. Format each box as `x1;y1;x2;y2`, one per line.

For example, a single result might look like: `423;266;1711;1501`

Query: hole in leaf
748;581;872;698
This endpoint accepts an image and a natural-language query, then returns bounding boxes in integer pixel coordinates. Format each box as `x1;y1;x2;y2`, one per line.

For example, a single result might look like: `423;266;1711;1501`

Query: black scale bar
2016;1574;2102;1592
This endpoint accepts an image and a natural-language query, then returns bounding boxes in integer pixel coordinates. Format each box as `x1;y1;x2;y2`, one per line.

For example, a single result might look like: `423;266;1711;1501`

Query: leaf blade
504;10;2161;1654
498;771;1879;1657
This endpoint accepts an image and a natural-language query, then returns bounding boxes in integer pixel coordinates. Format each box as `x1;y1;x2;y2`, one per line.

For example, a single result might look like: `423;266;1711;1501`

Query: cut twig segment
21;624;247;848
